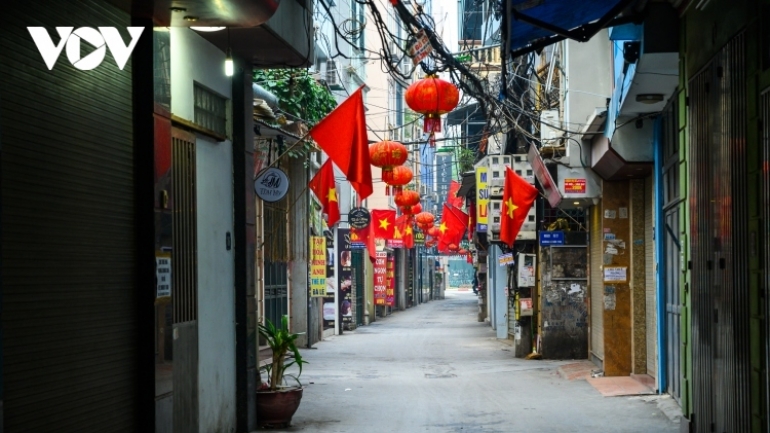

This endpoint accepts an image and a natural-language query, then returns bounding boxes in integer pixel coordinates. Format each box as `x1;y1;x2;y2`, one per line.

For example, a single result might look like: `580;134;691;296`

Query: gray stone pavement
267;291;680;433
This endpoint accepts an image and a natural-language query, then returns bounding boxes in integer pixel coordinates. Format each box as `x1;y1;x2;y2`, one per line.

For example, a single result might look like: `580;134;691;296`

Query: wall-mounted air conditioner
540;110;561;146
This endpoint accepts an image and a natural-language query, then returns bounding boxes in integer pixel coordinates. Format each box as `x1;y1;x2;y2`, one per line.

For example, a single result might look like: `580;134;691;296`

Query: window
194;83;229;137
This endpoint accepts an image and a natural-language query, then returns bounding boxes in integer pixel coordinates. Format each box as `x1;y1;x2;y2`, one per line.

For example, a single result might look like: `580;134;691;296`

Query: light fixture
636;93;664;104
225;48;234;77
573;201;580;205
224;28;233;77
170;6;187;12
183;15;199;22
190;26;226;32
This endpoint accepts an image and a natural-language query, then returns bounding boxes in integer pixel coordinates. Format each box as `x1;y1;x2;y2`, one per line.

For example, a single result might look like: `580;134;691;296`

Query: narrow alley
284;292;680;433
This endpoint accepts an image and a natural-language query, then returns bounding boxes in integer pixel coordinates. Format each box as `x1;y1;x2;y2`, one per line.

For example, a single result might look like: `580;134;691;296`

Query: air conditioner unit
540;109;561;146
488;168;505;190
326;60;343;89
419;184;428;196
489;185;504;197
488;230;502;243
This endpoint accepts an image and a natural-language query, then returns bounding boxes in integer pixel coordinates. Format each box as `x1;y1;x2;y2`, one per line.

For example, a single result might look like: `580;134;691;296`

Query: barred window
194;83;228;137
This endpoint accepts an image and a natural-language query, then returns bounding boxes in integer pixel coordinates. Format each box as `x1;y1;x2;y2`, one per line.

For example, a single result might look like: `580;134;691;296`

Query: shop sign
387;239;404;248
414;231;425;245
564;178;586;194
156;253;171;298
476;167;488;232
349;207;371;229
407;30;433;65
498;253;514;266
310;236;326;297
539;231;565;245
254;167;289;203
386;255;395;306
373;252;388;305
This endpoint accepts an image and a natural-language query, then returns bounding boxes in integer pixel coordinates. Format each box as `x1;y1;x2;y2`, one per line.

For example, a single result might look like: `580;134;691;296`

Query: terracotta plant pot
255;387;304;428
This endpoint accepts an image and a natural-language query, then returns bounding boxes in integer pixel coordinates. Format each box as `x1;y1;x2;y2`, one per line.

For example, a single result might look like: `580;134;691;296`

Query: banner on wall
386;254;395;307
323;232;336;330
337;228;354;325
310;236;326;297
373;251;387;305
476;167;488;232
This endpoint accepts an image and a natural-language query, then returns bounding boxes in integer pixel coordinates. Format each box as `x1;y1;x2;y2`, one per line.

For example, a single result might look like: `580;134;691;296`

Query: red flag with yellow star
437;204;467;253
396;215;414;249
371;209;397;240
308;160;341;227
500;166;538;247
365;209;396;262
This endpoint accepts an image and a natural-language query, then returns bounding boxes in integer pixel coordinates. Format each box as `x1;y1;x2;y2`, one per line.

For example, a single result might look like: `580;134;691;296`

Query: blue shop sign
539;231;565;245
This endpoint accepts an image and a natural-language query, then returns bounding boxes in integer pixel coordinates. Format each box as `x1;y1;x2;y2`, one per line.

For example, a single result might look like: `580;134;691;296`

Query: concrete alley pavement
275;292;680;433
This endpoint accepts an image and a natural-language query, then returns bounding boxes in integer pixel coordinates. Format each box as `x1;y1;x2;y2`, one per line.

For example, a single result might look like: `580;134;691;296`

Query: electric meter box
517;253;536;287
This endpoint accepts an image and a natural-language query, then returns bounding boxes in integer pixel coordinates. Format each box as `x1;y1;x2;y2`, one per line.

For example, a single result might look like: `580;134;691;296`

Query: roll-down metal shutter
0;1;138;430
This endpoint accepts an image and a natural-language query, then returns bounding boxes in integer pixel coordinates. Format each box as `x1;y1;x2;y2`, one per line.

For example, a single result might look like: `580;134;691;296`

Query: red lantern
458;248;468;255
415;212;435;227
381;165;413;195
369;140;408;175
394;190;420;208
425;239;436;247
405;75;460;147
448;243;459;252
428;226;440;237
401;201;423;216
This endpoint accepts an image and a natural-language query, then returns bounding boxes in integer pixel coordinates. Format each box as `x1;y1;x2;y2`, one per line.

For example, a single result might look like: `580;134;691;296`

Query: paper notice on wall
605;245;619;255
619;207;628;219
603;266;627;282
604;209;617;219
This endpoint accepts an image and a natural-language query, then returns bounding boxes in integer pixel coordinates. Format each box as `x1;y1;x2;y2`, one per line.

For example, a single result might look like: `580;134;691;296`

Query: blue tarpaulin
508;0;634;56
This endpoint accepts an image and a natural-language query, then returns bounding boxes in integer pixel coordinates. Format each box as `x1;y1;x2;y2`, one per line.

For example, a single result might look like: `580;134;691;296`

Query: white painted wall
196;136;235;433
171;27;236;433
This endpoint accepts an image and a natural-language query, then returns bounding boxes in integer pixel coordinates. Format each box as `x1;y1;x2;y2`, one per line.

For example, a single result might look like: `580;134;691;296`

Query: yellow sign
310;236;326;297
476;167;488;231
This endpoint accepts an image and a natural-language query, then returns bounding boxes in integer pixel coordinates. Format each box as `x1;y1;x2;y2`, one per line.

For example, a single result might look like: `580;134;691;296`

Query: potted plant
256;315;307;428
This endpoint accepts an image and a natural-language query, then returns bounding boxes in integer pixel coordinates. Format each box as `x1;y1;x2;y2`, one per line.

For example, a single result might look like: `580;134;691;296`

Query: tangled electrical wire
314;0;594;161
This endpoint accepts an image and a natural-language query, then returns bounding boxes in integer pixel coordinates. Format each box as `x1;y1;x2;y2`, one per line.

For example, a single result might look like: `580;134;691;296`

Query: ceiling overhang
107;0;311;67
507;0;639;58
590;135;651;180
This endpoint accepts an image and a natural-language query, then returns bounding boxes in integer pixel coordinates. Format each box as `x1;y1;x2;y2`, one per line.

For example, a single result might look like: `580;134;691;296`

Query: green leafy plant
253;69;337;127
258;315;307;391
457;147;476;173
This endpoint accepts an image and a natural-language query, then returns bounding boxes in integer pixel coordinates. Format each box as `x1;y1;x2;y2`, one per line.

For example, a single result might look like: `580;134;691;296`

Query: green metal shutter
0;1;138;431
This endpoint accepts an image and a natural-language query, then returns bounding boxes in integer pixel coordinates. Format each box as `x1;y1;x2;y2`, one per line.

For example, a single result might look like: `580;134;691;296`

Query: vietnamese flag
448;180;464;209
396;215;414;249
309;86;373;199
437;204;468;252
500;166;538;247
308;160;341;227
371;209;397;240
366;209;396;261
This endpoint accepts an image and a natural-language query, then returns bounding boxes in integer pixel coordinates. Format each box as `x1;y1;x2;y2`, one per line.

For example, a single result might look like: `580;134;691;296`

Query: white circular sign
254;167;290;202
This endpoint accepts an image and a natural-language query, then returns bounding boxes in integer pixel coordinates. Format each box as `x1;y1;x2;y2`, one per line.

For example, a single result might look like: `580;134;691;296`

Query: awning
508;0;637;58
457;171;477;198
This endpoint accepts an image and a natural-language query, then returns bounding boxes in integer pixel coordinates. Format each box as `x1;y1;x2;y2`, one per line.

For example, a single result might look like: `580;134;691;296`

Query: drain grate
425;373;457;379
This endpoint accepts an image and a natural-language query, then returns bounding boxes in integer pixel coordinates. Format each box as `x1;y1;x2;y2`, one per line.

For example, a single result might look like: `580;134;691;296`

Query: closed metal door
664;205;681;403
661;97;682;404
263;203;288;328
264;261;288;329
